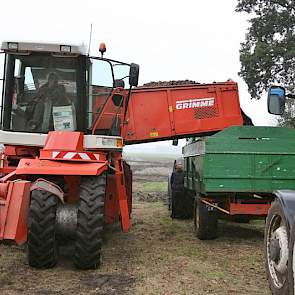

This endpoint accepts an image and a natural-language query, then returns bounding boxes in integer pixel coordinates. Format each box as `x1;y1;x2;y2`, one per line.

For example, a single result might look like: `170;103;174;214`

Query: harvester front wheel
194;196;218;240
74;174;106;269
28;190;59;268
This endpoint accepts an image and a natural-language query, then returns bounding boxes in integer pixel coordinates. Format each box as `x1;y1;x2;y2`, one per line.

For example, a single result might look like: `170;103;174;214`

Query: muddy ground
0;158;270;295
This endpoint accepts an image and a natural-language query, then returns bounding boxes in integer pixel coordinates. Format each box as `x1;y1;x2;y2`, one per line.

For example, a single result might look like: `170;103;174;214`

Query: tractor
0;41;139;269
264;85;295;294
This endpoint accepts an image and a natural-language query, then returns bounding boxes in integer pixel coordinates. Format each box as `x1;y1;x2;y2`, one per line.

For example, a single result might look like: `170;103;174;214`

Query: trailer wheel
28;189;59;268
265;199;289;294
74;174;106;269
194;196;218;240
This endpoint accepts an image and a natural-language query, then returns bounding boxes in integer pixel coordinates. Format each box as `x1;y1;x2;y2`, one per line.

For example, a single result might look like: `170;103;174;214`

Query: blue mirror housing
267;86;286;115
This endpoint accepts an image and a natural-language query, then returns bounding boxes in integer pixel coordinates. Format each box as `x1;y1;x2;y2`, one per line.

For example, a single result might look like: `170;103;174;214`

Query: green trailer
183;125;295;240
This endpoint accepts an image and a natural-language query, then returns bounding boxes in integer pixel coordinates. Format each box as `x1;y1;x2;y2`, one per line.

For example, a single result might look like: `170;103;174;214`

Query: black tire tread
74;175;106;269
264;199;289;295
28;190;58;268
194;196;218;240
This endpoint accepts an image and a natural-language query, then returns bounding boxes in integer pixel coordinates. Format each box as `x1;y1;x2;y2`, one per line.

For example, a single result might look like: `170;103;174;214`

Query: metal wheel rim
266;213;288;289
293;233;295;291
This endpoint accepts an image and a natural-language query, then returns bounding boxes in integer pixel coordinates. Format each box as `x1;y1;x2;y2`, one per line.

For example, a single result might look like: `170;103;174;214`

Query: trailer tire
265;199;289;295
194;196;218;240
28;189;59;268
74;174;106;269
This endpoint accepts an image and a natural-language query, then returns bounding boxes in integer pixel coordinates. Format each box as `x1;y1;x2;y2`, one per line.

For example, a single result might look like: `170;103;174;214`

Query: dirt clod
137;80;200;88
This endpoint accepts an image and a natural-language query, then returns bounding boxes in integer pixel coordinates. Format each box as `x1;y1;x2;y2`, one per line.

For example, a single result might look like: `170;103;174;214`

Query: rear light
116;138;123;148
101;138;123;148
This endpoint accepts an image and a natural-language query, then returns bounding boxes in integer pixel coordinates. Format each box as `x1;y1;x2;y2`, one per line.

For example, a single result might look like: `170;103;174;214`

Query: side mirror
129;63;139;87
267;86;286;115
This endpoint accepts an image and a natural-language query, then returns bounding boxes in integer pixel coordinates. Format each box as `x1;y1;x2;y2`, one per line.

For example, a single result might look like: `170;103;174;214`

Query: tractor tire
194;196;218;240
264;199;289;295
74;174;106;269
28;189;59;268
288;217;295;295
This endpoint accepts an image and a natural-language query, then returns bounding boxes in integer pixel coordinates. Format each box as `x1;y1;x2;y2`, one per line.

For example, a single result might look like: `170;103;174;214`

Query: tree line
236;0;295;126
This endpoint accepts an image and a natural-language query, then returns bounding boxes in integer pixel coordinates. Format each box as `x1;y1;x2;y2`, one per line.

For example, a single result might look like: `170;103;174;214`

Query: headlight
101;138;123;148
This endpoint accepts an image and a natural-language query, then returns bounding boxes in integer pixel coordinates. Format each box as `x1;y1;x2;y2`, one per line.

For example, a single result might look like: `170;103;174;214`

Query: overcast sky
0;0;277;155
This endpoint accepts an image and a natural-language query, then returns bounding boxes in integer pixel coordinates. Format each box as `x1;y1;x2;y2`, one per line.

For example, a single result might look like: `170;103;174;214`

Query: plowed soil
0;158;270;295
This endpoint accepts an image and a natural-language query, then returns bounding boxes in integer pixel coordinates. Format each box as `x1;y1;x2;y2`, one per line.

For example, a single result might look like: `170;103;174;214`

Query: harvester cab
0;41;139;136
0;41;139;269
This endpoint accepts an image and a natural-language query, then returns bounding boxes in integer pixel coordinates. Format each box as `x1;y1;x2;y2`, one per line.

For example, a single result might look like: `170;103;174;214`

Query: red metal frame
229;203;270;216
202;196;271;216
0;181;31;244
104;159;132;229
124;82;243;144
0;130;131;244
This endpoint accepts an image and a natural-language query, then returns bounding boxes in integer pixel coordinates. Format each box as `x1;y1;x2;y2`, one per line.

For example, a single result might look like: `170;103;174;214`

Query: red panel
123;161;132;215
104;159;132;228
126;89;172;141
104;174;119;224
229;203;270;216
124;82;243;144
44;131;84;151
16;158;108;176
0;181;31;244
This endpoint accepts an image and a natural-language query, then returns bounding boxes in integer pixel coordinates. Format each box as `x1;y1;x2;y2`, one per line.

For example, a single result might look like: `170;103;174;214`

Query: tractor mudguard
273;190;295;230
16;158;108;176
31;178;64;203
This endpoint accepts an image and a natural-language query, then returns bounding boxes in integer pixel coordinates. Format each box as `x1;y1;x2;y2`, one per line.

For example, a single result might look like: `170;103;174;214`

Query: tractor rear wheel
28;189;59;268
74;174;106;269
288;217;295;294
194;196;218;240
265;199;289;294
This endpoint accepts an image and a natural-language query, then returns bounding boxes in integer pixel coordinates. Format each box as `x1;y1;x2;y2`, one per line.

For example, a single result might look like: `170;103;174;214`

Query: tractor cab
0;41;139;138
